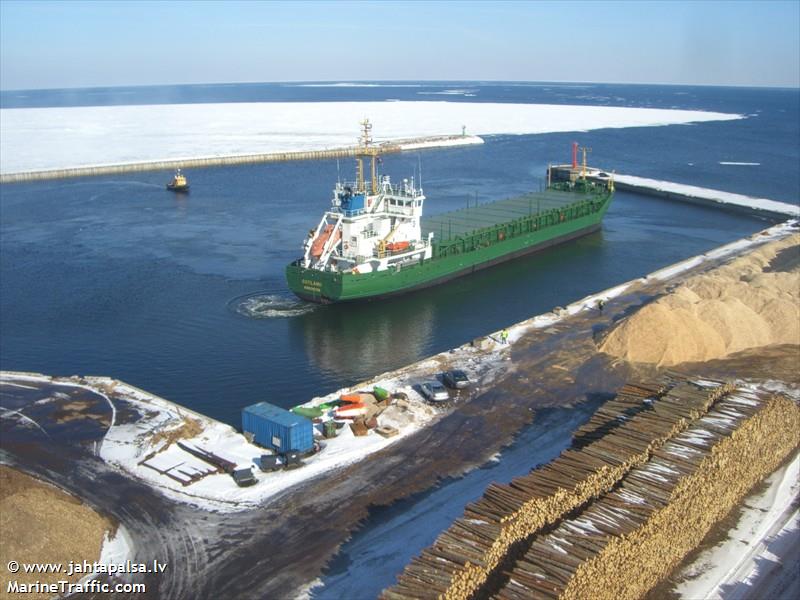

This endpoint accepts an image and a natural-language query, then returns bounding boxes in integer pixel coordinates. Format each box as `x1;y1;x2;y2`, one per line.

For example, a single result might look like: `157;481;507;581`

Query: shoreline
1;219;795;512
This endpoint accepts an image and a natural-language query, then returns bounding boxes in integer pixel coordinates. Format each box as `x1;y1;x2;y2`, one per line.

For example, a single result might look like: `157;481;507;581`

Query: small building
242;402;314;454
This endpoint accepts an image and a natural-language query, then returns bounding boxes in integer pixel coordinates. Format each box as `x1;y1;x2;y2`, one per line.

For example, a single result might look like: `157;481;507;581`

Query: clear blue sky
1;0;798;90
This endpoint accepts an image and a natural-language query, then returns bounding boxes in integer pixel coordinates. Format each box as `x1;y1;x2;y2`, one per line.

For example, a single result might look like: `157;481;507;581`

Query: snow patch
613;173;798;217
675;452;800;598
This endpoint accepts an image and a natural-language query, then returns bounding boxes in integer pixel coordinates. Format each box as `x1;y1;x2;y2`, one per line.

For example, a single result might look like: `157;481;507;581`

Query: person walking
501;329;510;344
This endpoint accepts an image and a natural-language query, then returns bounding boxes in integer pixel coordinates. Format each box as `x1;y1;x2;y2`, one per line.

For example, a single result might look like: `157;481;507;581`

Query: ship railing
381;183;423;199
433;196;609;259
372;241;428;259
333;207;367;218
338;181;423;198
333;204;416;218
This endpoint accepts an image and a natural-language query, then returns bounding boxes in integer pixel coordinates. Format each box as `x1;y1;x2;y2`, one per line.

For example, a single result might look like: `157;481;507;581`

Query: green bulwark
286;181;613;303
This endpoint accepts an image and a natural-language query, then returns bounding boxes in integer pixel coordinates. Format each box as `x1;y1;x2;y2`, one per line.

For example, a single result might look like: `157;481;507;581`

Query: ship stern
285;262;343;303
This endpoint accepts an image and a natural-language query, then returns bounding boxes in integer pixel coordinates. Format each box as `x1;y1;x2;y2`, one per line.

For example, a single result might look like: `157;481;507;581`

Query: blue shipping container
242;402;314;453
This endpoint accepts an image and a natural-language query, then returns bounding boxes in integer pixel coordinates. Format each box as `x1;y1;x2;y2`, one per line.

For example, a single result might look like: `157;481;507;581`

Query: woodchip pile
382;378;800;600
600;234;800;366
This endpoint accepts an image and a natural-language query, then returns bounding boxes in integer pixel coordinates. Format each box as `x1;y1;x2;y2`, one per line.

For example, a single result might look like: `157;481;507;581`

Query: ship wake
232;293;317;319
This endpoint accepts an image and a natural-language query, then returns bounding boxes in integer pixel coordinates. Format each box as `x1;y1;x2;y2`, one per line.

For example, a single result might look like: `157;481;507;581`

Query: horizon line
2;78;799;94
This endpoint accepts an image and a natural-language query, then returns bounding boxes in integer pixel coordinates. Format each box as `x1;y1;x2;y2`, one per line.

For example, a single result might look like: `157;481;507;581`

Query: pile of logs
382;379;740;600
498;390;799;600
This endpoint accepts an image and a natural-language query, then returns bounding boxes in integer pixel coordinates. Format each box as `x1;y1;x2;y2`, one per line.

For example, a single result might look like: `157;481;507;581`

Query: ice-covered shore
0;100;742;173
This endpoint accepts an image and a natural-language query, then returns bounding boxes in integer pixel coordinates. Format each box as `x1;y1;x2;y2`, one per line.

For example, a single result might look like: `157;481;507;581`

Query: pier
0;134;482;184
550;164;799;220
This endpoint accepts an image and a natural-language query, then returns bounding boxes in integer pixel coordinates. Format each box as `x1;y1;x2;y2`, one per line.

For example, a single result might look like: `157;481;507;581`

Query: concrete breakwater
550;164;799;219
383;378;800;600
0;134;483;183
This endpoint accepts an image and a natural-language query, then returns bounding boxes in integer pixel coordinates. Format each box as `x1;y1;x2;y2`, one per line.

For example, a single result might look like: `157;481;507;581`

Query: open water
1;82;797;425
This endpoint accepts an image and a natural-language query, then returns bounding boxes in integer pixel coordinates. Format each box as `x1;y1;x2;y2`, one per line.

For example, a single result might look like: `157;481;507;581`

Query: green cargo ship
286;123;613;303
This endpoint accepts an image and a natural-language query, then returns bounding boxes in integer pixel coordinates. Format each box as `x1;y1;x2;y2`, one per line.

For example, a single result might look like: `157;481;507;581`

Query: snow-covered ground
0;101;742;173
675;451;800;599
0;371;458;512
99;378;445;511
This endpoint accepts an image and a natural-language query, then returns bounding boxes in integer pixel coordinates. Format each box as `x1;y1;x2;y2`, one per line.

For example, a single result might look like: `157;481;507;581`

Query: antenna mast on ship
356;118;379;194
580;146;592;181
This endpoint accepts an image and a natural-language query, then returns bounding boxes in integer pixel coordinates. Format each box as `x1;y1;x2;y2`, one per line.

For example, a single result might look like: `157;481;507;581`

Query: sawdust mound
600;234;800;367
0;466;110;600
150;416;203;450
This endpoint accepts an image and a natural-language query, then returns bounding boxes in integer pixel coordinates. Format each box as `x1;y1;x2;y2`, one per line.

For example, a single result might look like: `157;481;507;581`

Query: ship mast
580;146;592;181
356;118;379;194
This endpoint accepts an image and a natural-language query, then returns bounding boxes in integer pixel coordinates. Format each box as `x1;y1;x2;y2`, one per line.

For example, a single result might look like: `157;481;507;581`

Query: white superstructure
301;120;434;274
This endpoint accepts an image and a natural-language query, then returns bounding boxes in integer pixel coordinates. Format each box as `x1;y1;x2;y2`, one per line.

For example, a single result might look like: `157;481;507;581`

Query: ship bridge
333;176;424;218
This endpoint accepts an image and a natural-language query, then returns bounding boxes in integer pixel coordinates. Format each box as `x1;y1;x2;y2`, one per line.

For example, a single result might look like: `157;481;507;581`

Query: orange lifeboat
311;225;341;259
335;403;367;418
386;241;410;253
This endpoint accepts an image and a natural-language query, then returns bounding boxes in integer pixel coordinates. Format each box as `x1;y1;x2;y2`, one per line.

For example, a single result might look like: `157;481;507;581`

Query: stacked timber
382;379;736;600
496;389;800;600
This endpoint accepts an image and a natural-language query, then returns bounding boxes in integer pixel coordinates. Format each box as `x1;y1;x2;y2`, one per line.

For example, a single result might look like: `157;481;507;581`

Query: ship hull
287;193;611;303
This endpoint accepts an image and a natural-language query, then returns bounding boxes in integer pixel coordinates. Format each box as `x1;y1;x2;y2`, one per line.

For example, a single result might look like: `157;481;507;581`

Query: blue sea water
1;82;797;426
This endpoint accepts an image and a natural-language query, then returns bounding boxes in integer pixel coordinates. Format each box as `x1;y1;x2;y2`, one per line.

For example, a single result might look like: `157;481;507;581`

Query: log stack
382;378;753;600
497;389;799;600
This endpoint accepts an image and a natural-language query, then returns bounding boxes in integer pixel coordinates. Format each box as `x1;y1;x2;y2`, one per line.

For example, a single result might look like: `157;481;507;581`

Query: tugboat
286;121;613;303
166;168;189;192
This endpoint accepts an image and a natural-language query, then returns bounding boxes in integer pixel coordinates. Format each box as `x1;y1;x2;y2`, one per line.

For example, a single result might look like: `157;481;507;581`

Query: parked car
420;380;449;402
442;369;470;389
232;467;257;487
256;454;282;472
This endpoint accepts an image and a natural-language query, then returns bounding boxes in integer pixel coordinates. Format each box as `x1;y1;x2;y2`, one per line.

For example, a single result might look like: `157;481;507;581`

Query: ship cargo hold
286;123;613;303
242;402;314;453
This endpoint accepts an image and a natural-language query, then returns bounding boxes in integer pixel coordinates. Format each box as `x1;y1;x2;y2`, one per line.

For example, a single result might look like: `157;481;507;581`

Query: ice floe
0;101;742;173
